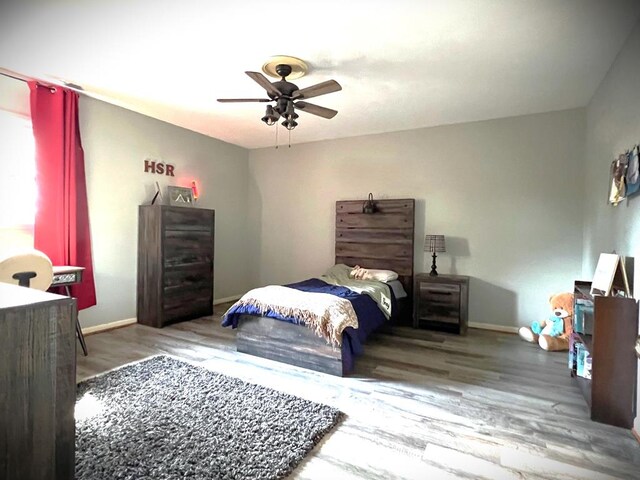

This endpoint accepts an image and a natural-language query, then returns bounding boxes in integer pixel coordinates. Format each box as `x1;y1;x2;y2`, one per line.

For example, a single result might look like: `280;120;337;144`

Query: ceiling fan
217;62;341;130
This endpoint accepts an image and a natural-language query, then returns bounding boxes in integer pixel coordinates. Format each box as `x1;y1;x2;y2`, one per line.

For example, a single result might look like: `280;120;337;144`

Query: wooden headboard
335;198;415;319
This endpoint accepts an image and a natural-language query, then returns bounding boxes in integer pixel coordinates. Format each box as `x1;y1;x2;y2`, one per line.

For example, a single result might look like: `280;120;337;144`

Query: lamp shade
424;235;446;253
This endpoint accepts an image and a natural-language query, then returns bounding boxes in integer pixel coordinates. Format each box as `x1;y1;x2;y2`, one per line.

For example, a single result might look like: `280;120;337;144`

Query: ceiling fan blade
292;80;342;100
295;101;338;119
217;98;271;103
245;71;282;97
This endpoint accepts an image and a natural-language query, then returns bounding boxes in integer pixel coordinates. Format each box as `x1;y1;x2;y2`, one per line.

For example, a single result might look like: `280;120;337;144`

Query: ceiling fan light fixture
282;119;298;130
261;105;279;126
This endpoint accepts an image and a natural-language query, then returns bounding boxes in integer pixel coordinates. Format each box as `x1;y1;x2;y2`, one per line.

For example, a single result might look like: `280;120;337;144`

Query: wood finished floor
77;304;640;480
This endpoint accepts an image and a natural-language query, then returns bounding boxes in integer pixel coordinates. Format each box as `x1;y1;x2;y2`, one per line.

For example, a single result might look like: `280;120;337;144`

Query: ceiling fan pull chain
275;121;279;149
288;126;291;148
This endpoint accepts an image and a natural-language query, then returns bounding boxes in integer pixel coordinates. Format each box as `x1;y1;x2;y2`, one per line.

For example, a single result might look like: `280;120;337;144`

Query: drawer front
164;264;212;289
163;283;213;323
420;284;460;307
418;299;460;323
417;311;460;325
163;208;214;232
164;230;213;267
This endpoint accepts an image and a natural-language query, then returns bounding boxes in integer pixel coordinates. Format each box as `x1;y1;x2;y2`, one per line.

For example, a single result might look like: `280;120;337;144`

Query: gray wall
248;109;586;329
582;21;640;433
0;77;252;328
79;97;251;327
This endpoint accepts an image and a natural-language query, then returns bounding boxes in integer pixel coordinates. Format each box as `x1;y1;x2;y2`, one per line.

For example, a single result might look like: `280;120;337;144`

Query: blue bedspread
221;278;394;373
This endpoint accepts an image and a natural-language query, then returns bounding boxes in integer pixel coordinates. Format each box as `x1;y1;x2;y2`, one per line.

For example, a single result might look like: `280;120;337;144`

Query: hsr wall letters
144;159;175;176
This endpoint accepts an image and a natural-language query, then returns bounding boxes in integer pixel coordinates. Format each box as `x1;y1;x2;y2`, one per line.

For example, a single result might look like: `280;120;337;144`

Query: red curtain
29;82;97;310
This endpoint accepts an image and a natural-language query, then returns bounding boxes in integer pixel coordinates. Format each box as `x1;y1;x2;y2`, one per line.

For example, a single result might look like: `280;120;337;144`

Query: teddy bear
519;292;574;351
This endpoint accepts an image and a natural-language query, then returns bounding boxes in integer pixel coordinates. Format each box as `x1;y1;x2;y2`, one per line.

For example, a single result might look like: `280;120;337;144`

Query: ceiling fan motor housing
271;80;298;97
271;74;299;115
275;64;293;78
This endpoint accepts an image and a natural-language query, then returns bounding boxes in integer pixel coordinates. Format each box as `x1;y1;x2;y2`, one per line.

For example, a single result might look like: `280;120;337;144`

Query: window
0;110;36;249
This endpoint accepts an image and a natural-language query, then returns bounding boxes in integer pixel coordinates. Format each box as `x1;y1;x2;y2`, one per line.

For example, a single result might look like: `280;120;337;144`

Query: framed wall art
608;144;640;206
167;186;194;207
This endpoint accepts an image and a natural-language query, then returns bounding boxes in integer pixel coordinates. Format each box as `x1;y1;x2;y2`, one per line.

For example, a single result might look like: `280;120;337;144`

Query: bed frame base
236;315;345;376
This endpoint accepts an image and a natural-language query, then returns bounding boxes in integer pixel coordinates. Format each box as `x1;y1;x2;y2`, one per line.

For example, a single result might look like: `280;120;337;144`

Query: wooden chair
0;249;53;291
0;249;87;355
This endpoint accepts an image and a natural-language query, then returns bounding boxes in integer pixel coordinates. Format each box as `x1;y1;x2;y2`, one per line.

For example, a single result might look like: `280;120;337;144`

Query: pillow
350;265;398;282
386;279;408;299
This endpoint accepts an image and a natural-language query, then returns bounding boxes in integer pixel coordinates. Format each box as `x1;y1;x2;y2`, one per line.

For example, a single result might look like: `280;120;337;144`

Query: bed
223;198;415;376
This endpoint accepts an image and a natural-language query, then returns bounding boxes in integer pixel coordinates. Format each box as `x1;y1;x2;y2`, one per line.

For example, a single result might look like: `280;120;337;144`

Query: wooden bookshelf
571;280;638;428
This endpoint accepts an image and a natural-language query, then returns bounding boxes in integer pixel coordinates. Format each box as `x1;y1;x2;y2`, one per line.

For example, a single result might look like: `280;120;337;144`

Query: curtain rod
0;68;83;93
0;69;57;92
0;70;28;83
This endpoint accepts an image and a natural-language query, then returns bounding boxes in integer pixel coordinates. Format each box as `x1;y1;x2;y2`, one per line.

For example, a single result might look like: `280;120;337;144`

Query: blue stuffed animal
530;316;564;337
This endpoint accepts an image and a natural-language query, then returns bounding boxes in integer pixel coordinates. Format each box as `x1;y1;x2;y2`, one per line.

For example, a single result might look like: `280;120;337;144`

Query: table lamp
425;235;446;276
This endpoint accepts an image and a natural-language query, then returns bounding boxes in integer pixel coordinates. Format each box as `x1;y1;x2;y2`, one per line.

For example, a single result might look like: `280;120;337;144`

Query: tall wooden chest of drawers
413;274;469;334
137;205;215;328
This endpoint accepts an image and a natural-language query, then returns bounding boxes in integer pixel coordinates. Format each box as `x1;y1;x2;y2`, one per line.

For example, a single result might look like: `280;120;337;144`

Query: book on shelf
576;343;585;377
568;335;577;370
568;334;592;379
584;356;592;380
573;299;594;335
574;303;584;334
574;342;591;379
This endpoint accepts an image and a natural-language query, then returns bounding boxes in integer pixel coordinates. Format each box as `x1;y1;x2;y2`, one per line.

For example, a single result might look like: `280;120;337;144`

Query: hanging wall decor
608;144;639;206
608;153;628;206
625;145;639;197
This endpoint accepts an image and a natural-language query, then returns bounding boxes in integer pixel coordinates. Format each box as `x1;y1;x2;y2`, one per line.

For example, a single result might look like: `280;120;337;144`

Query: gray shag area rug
75;355;343;480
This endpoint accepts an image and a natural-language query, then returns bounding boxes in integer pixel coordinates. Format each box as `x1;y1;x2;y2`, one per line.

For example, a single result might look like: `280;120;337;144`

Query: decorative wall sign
167;186;194;207
144;159;175;177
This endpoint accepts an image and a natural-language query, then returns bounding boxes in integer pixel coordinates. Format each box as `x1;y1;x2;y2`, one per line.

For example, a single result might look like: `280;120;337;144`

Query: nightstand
413;274;469;334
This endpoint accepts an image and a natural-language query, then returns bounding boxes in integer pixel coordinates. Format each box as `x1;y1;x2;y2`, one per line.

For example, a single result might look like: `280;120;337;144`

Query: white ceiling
1;0;639;149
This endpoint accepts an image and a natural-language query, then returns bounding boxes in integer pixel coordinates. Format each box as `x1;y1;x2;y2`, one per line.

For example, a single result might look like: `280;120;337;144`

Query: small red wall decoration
144;159;175;176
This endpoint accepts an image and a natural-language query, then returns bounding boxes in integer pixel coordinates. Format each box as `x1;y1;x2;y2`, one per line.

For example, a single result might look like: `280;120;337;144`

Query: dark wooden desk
51;265;88;355
0;283;76;479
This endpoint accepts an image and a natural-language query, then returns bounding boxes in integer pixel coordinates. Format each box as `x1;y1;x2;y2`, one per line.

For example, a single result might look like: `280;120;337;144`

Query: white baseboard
81;296;242;336
468;322;519;334
82;317;137;336
214;294;242;305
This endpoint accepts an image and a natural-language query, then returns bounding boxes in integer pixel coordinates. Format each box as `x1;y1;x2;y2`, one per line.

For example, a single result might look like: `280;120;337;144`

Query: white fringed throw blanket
233;286;358;346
